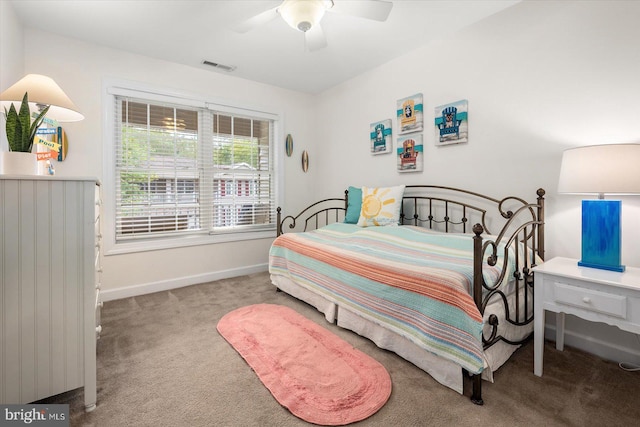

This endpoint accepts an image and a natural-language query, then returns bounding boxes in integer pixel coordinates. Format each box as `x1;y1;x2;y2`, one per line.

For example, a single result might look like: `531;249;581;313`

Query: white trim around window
102;78;284;255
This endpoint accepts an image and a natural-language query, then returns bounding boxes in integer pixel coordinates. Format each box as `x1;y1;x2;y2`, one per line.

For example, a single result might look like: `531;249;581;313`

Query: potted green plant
0;92;49;175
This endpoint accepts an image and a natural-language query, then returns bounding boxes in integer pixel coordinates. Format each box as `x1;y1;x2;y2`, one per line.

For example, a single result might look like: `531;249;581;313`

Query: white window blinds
210;112;274;231
113;94;276;242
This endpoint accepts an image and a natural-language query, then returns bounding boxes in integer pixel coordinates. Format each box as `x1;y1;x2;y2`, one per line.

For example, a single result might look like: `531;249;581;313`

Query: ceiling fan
231;0;393;52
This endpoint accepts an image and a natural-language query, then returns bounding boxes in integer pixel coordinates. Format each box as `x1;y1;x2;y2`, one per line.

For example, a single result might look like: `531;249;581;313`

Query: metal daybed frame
274;185;545;404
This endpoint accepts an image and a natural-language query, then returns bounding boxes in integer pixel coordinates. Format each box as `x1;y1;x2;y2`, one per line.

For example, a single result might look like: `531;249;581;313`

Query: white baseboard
100;263;269;302
544;324;640;365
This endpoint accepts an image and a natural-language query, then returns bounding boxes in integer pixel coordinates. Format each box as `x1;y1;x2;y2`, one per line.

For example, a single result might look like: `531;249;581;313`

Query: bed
268;185;545;404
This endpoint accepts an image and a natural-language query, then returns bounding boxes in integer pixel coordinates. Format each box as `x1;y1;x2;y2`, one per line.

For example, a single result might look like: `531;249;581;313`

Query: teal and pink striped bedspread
268;223;508;374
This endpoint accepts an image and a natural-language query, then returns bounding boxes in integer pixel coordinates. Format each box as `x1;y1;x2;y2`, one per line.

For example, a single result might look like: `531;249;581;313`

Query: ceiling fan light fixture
279;0;332;33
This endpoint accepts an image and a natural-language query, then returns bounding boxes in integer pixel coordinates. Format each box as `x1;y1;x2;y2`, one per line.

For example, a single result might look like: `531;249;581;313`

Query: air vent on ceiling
202;60;237;72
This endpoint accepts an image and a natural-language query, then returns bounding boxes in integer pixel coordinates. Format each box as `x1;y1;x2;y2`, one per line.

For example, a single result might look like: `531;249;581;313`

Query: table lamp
558;143;640;272
0;74;84;122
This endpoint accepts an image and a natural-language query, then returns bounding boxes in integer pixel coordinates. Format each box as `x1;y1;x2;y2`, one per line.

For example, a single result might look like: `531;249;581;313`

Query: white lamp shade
279;0;328;32
0;74;84;122
558;143;640;195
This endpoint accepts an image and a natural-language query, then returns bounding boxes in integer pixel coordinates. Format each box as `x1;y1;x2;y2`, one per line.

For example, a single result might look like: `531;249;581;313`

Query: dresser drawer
552;281;627;319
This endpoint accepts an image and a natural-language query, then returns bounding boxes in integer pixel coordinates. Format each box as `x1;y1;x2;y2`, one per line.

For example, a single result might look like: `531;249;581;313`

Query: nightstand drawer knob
582;297;591;304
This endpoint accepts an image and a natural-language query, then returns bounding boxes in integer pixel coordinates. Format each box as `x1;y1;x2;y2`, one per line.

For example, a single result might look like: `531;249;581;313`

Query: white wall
314;0;640;364
0;1;23;91
14;28;317;299
0;0;25;150
315;1;640;263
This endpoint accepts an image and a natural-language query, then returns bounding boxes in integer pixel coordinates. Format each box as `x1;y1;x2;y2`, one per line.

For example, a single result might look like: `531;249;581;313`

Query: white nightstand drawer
553;281;627;318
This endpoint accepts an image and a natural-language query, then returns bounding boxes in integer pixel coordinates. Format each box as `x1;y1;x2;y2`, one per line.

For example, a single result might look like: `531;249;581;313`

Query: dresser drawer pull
582;297;591;304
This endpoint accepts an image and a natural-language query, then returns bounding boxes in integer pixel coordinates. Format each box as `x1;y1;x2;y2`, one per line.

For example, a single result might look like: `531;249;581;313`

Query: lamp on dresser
0;74;84;121
558;143;640;272
0;74;83;175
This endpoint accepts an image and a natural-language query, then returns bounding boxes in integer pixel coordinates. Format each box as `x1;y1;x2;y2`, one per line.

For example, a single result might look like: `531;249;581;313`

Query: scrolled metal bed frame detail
275;185;545;405
276;195;347;236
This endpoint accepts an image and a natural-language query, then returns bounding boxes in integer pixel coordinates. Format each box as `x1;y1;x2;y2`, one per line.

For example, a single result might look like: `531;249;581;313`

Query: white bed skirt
271;274;532;395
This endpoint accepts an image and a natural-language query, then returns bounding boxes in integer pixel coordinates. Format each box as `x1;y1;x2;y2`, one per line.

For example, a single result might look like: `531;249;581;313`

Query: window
211;113;273;229
108;85;279;250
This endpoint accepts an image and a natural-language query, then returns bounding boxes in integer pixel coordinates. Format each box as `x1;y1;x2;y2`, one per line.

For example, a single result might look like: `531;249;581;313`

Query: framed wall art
434;99;468;146
397;93;423;135
396;134;423;173
369;119;392;154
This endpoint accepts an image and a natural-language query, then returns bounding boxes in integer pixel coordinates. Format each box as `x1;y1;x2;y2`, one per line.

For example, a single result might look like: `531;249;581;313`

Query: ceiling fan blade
231;6;279;33
305;24;327;52
329;0;393;22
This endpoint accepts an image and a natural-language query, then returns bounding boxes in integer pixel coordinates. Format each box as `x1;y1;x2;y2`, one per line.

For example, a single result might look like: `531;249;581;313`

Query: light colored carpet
43;271;639;426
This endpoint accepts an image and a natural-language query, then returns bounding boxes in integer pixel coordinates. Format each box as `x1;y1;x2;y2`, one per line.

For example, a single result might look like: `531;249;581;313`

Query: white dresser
0;176;101;411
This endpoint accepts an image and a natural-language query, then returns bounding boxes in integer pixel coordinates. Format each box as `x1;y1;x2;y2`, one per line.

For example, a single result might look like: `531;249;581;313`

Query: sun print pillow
357;185;405;227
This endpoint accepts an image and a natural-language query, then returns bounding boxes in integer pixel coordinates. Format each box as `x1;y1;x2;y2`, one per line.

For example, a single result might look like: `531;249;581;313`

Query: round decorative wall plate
301;150;309;172
285;134;293;157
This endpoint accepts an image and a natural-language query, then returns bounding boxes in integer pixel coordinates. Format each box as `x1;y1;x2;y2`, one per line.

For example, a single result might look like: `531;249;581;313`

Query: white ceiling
11;0;520;94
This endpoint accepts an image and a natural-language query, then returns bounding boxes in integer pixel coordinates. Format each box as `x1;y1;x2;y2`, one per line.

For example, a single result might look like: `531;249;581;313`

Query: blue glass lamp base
579;200;625;272
578;260;625;272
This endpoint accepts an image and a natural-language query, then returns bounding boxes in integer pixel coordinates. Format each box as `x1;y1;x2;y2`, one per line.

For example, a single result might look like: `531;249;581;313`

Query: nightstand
533;257;640;376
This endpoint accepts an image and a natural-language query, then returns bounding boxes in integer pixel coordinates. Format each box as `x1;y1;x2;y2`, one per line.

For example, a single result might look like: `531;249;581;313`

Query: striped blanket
269;223;511;374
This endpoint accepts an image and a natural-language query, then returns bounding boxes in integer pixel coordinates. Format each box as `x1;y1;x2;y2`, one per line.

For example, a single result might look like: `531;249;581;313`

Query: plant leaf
3;93;48;153
12;118;24;152
4;103;19;151
17;92;32;152
28;105;50;152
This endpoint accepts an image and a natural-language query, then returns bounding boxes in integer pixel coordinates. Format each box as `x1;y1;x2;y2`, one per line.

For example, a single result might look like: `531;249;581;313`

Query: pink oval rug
217;304;392;425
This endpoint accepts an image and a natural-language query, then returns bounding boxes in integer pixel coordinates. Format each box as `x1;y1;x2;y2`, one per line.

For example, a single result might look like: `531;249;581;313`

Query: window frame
102;79;284;255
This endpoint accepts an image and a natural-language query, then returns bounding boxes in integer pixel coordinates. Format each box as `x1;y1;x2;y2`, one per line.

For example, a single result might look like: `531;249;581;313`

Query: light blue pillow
344;186;362;224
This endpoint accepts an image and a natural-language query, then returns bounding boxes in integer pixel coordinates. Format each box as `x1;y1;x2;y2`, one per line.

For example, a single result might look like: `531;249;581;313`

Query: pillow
344;186;363;224
357;185;405;227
